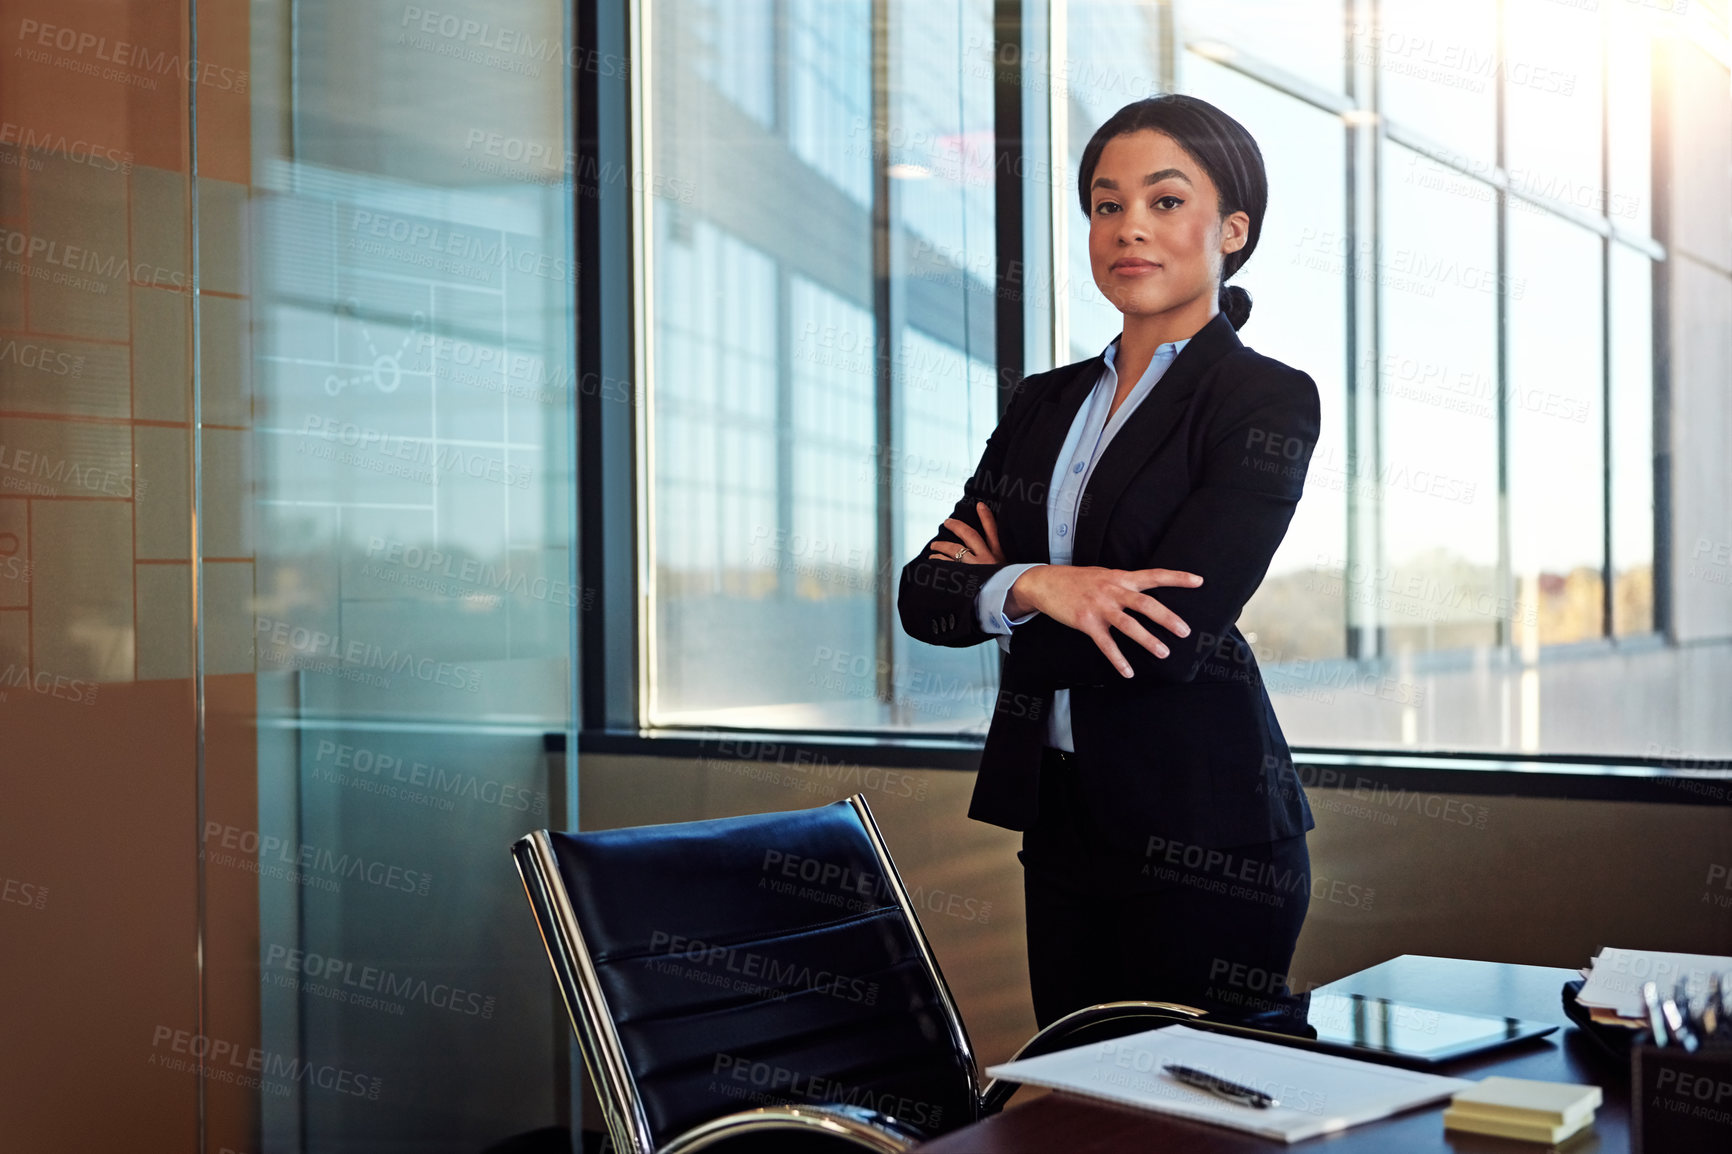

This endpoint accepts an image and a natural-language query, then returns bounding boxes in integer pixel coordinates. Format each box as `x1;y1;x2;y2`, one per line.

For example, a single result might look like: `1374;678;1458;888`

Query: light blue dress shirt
974;331;1192;752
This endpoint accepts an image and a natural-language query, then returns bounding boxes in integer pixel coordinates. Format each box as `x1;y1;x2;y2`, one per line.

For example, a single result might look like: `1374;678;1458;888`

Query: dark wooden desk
920;955;1630;1153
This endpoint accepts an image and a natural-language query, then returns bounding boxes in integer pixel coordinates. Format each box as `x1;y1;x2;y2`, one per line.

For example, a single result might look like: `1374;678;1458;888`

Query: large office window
645;0;998;732
1180;57;1349;666
1609;242;1654;638
1508;211;1605;648
631;0;1731;763
1376;142;1501;658
1050;1;1699;759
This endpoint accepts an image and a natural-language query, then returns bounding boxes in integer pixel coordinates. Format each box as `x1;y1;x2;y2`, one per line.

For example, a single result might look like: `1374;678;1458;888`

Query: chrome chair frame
657;1104;928;1153
978;999;1207;1113
511;793;1210;1153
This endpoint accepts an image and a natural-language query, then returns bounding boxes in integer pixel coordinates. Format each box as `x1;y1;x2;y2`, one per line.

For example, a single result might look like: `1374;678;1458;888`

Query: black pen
1163;1062;1279;1109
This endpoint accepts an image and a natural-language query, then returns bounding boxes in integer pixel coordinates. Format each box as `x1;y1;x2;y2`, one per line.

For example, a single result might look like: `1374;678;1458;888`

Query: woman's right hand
1009;565;1203;678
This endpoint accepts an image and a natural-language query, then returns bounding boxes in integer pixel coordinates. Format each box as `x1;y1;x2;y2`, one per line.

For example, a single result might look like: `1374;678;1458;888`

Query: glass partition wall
3;1;578;1151
252;2;584;1149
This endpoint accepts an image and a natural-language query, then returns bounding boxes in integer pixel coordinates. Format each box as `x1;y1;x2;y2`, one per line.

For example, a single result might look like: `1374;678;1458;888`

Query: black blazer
897;311;1319;854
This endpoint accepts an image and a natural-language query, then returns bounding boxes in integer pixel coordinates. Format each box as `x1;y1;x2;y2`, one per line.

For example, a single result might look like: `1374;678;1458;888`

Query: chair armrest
980;1000;1208;1115
658;1102;928;1153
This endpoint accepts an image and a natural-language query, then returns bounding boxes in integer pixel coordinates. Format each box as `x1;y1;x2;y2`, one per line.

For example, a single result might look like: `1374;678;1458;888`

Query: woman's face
1086;128;1248;327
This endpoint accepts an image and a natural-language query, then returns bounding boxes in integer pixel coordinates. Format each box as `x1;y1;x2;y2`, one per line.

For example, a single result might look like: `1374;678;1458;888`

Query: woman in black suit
897;95;1321;1028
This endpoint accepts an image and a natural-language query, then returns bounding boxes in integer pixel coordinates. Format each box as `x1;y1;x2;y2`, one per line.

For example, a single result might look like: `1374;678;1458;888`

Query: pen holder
1630;1041;1732;1154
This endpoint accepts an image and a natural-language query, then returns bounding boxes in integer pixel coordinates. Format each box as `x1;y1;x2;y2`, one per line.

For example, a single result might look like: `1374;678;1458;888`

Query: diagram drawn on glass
326;298;429;396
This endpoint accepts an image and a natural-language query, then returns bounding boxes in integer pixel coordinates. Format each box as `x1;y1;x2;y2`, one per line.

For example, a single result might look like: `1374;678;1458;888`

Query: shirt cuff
976;563;1044;635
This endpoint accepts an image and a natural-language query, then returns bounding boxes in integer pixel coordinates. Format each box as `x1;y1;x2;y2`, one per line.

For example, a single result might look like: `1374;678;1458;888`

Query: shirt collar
1101;332;1191;376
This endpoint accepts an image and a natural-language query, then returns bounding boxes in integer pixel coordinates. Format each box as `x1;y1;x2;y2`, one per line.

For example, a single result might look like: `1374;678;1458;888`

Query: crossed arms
897;360;1321;690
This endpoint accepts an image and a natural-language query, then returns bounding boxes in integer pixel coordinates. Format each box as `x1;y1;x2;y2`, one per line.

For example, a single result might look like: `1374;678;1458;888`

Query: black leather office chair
511;794;1203;1153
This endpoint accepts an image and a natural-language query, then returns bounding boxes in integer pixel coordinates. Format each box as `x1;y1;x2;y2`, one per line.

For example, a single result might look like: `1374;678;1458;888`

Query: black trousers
1020;746;1311;1029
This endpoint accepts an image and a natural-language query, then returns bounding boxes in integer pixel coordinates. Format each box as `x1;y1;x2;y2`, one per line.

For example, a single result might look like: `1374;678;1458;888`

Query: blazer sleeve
895;374;1048;649
1008;361;1321;687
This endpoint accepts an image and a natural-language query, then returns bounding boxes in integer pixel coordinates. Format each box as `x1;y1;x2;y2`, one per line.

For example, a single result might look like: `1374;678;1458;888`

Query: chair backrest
512;795;981;1154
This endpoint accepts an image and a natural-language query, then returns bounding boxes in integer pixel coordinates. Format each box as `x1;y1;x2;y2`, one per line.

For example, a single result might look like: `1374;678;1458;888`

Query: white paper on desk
1577;948;1732;1018
984;1024;1471;1144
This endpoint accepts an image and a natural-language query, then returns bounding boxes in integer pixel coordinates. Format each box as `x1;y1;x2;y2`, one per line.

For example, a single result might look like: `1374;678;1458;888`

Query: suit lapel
1070;311;1243;568
1000;357;1101;564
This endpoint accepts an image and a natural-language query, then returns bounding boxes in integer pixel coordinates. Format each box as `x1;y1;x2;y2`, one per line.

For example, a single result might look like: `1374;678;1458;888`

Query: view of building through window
645;0;1720;760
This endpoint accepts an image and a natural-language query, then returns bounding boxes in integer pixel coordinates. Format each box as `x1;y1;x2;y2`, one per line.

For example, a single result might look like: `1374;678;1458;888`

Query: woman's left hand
927;501;1005;565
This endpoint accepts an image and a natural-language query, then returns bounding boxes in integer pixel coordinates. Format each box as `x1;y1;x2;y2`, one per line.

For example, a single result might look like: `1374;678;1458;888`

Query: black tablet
1182;991;1560;1069
1297;991;1559;1066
